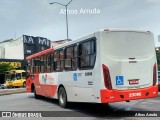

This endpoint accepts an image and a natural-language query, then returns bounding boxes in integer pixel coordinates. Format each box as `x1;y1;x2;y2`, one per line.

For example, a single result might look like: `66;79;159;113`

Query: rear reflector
102;64;112;90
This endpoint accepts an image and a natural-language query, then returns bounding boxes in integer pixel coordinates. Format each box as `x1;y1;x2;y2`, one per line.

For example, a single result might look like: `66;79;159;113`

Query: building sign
38;38;50;47
23;35;51;58
23;35;34;44
0;62;21;68
23;35;51;47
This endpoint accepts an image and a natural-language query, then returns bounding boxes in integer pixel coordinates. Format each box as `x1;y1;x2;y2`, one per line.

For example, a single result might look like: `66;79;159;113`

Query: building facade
0;35;51;70
0;35;51;59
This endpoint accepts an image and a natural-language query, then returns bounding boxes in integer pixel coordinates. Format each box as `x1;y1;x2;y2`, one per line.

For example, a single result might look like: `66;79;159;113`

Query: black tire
23;82;26;88
58;87;68;108
34;87;40;99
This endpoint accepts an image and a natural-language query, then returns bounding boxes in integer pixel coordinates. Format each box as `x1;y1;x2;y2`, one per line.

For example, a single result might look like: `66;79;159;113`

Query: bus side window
72;45;77;70
60;49;64;71
44;55;47;73
35;57;40;73
40;56;45;73
54;51;60;71
51;53;54;72
31;59;34;74
22;72;27;78
65;47;72;70
47;53;51;73
64;45;77;71
27;60;31;74
78;39;96;69
16;73;21;80
90;40;96;66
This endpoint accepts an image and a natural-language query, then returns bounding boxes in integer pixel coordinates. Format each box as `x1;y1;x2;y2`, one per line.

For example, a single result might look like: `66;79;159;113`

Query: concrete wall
0;45;5;59
3;37;24;59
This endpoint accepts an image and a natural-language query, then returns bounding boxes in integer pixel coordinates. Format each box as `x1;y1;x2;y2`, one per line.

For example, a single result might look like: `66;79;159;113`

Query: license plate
129;92;142;97
128;79;139;85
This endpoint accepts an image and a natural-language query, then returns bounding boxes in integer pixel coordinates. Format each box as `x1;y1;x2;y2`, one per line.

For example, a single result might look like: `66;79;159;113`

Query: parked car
158;71;160;92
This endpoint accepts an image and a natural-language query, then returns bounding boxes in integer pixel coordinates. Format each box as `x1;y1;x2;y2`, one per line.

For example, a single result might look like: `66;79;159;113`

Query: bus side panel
58;71;95;103
34;74;41;95
26;76;32;93
65;86;95;102
92;32;103;103
37;73;58;97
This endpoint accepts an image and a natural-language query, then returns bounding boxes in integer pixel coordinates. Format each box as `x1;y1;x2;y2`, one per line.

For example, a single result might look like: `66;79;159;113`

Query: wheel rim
59;89;66;105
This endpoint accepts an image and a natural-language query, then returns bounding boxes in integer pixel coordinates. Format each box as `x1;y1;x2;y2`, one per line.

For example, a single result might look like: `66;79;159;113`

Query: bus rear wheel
34;87;40;99
58;87;68;108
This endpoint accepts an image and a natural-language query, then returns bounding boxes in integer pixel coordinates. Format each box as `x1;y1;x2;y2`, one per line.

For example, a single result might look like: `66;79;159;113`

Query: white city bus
26;29;158;108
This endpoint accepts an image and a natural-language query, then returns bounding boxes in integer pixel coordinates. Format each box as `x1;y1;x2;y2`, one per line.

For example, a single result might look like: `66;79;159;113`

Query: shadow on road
28;94;146;117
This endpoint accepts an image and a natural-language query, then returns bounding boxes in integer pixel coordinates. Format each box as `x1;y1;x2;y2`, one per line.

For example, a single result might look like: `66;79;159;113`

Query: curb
0;88;26;96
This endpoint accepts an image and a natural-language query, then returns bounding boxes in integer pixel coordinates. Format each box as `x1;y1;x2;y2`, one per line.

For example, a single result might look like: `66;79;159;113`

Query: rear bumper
100;85;158;103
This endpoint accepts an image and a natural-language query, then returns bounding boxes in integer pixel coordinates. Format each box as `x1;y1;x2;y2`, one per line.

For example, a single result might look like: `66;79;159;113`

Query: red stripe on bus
100;85;158;103
38;84;58;97
26;48;54;59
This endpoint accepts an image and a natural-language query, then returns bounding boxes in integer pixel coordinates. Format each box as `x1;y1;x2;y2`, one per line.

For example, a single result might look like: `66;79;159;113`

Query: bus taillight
102;64;112;90
153;63;157;86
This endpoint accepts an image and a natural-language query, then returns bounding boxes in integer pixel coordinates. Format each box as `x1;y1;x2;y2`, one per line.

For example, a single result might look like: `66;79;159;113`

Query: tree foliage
0;63;15;74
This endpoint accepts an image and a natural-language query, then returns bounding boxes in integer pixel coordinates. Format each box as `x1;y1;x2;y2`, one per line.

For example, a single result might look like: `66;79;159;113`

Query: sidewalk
0;88;26;96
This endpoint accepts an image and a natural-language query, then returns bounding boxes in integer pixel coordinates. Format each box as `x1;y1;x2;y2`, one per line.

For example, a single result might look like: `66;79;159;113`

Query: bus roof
26;29;152;60
100;28;152;33
53;29;152;50
26;48;54;59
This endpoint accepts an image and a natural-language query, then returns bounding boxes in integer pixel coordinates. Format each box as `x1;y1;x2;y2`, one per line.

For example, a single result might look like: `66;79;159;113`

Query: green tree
0;63;15;74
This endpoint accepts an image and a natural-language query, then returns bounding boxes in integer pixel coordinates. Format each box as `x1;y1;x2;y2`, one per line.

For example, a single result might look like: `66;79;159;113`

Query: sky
0;0;160;46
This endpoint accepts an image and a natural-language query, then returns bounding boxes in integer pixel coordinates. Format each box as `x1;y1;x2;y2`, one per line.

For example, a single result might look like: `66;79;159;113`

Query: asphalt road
0;93;160;120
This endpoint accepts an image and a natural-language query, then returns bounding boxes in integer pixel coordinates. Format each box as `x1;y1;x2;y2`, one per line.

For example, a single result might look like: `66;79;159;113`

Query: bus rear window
103;32;154;57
